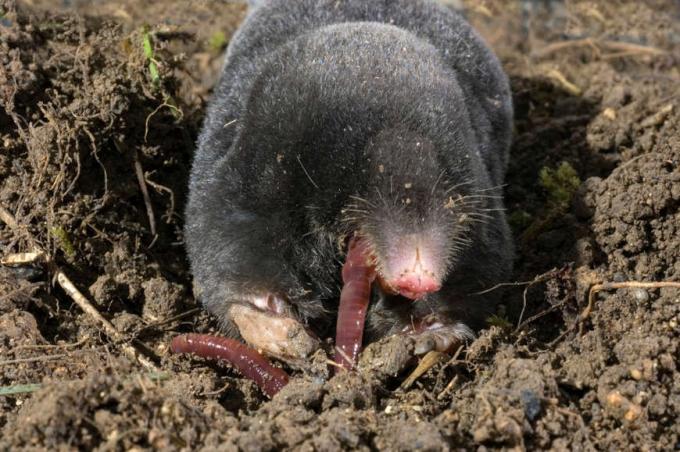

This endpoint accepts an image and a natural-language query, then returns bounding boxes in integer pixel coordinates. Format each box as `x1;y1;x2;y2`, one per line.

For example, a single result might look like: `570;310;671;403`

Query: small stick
133;150;157;239
435;345;465;399
437;374;459;401
56;271;158;370
546;69;581;96
1;251;45;266
0;206;20;229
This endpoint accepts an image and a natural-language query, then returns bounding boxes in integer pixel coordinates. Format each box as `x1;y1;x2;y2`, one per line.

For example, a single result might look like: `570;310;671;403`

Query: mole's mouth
359;234;444;300
376;269;441;300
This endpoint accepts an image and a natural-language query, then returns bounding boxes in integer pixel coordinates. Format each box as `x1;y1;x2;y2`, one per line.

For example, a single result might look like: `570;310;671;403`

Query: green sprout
487;314;513;330
208;30;227;52
142;26;160;86
539;161;580;209
50;226;76;260
508;209;533;231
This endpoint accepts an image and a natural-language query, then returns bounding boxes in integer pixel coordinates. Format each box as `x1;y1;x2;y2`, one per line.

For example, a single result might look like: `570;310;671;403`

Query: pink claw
171;333;289;397
334;236;376;372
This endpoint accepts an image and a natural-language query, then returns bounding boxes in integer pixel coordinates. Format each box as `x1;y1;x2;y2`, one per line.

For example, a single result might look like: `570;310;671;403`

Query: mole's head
345;129;482;300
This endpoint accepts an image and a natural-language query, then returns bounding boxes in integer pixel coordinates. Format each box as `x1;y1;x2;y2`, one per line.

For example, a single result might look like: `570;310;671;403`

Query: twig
0;204;159;370
437;374;459;401
1;251;45;266
0;206;19;229
436;345;465;400
546;69;581;96
133;150;157;239
56;271;158;370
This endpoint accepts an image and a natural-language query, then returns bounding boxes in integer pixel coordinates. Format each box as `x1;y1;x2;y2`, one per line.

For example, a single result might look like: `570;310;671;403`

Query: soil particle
141;276;186;322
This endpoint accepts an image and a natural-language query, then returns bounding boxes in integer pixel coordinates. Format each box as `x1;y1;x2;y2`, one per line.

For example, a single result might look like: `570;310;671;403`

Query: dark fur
185;0;514;341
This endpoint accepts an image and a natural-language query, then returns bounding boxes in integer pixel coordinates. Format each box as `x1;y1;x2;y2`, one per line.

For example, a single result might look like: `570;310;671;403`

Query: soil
1;0;679;450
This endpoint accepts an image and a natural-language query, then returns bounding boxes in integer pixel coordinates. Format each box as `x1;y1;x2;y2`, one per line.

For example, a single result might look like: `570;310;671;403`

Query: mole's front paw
401;316;475;355
229;301;321;365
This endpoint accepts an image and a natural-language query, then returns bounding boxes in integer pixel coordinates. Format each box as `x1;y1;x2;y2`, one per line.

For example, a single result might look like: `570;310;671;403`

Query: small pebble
632;288;649;303
520;389;542;421
612;272;627;282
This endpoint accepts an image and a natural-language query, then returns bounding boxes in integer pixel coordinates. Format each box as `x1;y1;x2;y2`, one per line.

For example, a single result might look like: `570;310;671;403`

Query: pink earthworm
171;333;289;397
333;236;376;371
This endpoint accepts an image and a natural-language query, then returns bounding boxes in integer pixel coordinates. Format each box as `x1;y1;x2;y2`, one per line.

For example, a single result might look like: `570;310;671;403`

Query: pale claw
404;320;475;355
399;321;474;390
229;303;320;364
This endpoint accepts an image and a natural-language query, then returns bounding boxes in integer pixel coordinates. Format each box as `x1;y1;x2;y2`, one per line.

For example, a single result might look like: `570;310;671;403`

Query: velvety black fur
186;0;514;342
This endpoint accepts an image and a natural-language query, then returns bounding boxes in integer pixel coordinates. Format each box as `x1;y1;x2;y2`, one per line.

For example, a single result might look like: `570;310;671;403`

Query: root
473;267;564;331
545;69;581;96
640;103;674;128
550;280;680;346
144;174;177;223
534;38;665;60
581;281;680;325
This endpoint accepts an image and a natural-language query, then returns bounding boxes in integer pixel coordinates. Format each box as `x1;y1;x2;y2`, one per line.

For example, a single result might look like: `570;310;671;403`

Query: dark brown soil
1;0;679;450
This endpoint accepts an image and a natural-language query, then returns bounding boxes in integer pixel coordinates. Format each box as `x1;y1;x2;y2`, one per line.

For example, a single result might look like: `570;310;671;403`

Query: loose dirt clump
1;0;679;450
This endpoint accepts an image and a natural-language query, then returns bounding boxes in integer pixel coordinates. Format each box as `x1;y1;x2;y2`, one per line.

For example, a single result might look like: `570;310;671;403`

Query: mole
183;0;514;368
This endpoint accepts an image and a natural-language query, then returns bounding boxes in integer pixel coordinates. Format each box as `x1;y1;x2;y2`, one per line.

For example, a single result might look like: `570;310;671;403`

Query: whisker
349;195;376;208
430;169;447;196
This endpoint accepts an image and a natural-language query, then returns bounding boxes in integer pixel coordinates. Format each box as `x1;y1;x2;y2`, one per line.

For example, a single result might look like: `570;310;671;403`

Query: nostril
392;269;441;300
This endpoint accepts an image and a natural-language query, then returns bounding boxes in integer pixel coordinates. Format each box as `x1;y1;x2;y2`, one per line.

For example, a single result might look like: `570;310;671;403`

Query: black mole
185;0;513;362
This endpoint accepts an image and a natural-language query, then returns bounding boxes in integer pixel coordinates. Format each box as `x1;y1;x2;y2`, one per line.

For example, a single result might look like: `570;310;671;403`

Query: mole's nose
393;268;441;300
388;246;441;299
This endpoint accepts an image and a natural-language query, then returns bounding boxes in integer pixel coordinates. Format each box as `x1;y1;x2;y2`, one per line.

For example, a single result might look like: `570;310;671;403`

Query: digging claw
403;319;474;355
229;304;320;365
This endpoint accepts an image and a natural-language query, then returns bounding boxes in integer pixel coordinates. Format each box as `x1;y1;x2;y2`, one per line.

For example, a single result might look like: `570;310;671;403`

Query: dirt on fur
1;0;678;450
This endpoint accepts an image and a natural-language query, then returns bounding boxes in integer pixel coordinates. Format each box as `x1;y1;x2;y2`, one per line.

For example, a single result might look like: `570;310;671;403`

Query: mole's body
186;0;513;361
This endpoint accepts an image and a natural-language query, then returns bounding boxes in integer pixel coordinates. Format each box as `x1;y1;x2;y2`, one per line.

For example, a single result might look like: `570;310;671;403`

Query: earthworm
334;236;376;371
171;333;289;397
